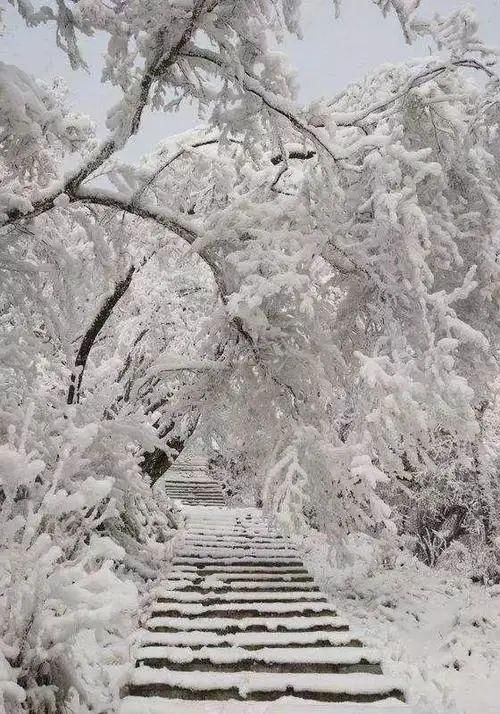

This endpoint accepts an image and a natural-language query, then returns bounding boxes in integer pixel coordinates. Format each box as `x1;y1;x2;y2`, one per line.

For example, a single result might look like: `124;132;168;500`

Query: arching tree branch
178;47;341;163
0;0;218;230
323;59;497;128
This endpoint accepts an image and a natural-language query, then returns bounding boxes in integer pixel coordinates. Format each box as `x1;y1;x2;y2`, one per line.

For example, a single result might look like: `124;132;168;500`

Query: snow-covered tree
2;1;500;709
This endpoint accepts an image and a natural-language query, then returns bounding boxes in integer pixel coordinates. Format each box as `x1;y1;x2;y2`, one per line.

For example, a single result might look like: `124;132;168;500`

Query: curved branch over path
1;0;217;227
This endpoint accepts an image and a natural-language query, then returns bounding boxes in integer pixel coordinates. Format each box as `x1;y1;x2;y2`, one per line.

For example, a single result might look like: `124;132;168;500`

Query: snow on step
177;546;299;556
145;615;349;631
150;601;336;616
185;519;267;526
167;566;308;574
185;524;271;529
179;537;289;544
155;589;326;602
171;564;309;574
136;645;381;667
138;629;363;648
130;668;403;701
121;696;410;713
179;535;292;545
183;545;298;554
125;473;405;707
185;524;257;529
157;580;320;592
174;554;301;567
175;550;300;560
182;540;297;549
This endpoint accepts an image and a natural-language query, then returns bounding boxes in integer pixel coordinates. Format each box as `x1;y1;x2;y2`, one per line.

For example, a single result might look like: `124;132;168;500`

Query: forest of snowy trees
1;0;500;712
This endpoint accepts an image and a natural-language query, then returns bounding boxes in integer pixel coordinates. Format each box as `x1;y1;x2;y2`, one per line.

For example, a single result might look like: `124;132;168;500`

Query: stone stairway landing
161;457;226;507
121;469;408;712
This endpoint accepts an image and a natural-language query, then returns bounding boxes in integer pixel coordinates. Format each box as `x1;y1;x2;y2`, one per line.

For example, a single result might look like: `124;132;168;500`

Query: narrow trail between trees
120;463;409;713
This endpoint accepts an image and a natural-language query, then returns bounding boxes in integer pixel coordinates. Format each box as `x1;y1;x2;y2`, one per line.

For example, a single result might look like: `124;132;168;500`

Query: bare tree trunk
141;416;200;484
67;265;136;405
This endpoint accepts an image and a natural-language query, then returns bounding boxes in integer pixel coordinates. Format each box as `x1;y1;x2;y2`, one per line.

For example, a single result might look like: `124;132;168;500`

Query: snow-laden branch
0;1;217;229
323;59;497;128
75;186;199;245
146;353;227;375
178;47;341;163
131;135;243;204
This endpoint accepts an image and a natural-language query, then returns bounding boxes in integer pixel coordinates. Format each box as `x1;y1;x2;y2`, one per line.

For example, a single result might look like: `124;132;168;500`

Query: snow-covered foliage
2;0;500;708
302;529;500;714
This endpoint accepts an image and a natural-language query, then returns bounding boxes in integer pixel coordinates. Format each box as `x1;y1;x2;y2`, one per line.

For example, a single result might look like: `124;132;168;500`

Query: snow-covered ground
302;534;500;714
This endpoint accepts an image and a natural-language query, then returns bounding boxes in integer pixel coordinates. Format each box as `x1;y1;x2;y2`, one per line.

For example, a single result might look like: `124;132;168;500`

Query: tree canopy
1;1;500;710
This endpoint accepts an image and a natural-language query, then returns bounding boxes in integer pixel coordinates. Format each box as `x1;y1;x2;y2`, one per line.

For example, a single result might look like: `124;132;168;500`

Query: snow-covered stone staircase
121;468;407;712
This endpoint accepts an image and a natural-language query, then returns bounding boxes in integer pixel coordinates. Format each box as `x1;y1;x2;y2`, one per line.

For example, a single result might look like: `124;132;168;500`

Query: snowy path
121;470;409;712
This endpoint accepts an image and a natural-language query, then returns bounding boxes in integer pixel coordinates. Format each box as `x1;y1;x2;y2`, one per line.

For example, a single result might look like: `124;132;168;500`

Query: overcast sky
2;0;499;162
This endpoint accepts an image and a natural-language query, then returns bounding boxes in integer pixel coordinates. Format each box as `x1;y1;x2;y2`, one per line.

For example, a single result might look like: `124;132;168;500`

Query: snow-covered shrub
0;399;177;712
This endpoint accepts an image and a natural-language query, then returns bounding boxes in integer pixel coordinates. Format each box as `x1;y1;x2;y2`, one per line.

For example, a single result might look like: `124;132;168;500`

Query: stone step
155;590;327;603
184;536;288;545
135;645;382;674
188;521;266;525
157;581;320;592
138;629;363;649
168;494;224;499
171;565;311;575
145;615;349;633
168;501;226;505
182;538;296;546
168;497;224;501
121;696;410;713
150;601;337;618
173;554;302;568
175;494;226;506
183;545;295;554
167;495;223;499
185;515;265;520
184;537;295;546
184;524;274;530
187;532;279;537
164;569;313;579
128;669;404;703
168;493;224;497
165;487;223;492
172;497;225;501
163;478;214;482
185;525;272;528
164;571;315;583
185;513;260;517
164;481;221;486
166;495;224;499
176;548;299;558
185;532;280;537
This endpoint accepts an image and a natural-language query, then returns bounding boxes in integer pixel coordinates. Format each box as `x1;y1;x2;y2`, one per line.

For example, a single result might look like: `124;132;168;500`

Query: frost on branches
2;0;500;710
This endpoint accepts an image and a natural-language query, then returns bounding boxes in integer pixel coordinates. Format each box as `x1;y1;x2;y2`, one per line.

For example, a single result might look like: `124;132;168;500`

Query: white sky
2;0;499;162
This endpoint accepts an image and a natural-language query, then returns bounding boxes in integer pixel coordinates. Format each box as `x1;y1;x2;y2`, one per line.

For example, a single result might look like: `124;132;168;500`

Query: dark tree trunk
141;433;185;485
141;416;200;484
67;265;136;405
416;504;468;566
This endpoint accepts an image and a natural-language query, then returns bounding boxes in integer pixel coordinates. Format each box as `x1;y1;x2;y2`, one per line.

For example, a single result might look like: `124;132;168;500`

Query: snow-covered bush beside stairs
0;405;179;713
